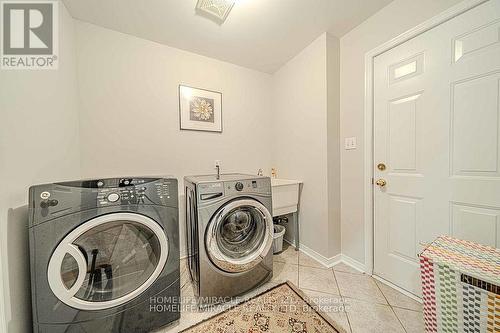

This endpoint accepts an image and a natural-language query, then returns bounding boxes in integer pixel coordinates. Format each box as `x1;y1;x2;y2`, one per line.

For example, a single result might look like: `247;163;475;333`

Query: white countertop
271;178;302;187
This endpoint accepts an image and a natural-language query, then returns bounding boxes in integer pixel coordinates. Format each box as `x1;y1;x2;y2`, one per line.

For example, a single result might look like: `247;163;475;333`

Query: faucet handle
215;164;220;180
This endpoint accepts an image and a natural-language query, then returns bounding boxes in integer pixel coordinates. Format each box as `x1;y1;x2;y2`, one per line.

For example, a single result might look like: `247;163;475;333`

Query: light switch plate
345;137;357;150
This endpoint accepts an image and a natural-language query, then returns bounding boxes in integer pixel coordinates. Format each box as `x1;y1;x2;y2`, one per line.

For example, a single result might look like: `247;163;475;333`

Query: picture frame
179;85;223;133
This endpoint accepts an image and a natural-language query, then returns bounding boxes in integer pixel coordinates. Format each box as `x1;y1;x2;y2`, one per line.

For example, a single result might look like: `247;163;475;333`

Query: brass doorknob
375;179;387;187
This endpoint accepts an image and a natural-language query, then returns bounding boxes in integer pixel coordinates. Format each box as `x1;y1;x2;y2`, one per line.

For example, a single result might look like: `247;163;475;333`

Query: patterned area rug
180;282;344;333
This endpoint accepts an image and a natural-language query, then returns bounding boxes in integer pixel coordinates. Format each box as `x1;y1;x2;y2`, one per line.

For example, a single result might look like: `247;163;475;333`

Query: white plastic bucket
273;224;286;254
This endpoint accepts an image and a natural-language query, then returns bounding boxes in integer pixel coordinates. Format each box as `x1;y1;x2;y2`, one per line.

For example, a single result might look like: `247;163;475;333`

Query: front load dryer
185;174;273;302
28;177;180;333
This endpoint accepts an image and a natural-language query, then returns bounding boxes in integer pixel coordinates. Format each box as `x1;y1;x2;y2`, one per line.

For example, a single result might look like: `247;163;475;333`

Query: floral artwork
190;97;214;122
179;85;222;132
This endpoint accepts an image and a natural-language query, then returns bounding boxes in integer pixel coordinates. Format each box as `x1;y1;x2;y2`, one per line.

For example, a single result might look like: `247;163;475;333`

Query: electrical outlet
345;137;357;150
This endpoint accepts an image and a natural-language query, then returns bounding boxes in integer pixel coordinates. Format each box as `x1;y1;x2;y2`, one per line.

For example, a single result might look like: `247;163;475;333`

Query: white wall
272;33;341;259
75;22;343;262
326;35;341;257
0;3;81;332
74;21;274;257
339;0;463;265
0;1;468;329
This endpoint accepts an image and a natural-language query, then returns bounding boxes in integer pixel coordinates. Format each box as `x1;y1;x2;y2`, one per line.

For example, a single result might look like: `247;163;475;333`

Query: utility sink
271;178;302;217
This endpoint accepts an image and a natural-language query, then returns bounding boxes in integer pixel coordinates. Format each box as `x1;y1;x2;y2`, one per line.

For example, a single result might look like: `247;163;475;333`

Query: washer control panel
197;178;270;198
235;182;244;191
224;178;271;196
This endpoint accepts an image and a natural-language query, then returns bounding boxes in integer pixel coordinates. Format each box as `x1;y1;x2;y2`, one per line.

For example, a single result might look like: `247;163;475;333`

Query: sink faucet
257;168;263;176
215;165;220;180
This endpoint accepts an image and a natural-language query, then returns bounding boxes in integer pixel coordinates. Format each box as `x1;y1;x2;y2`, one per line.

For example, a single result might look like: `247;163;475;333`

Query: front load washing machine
28;177;180;333
185;174;273;302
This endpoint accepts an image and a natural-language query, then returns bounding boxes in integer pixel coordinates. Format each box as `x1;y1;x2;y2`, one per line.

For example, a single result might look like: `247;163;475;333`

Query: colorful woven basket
420;236;499;332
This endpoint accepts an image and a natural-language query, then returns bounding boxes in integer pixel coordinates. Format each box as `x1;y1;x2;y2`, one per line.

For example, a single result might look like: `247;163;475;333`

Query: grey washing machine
28;177;180;333
185;174;273;302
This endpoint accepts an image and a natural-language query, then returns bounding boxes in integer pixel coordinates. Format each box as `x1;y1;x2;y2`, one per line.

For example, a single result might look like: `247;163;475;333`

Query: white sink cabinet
271;179;302;250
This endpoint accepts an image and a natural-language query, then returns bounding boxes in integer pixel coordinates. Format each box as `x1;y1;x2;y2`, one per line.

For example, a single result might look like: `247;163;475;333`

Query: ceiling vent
196;0;235;24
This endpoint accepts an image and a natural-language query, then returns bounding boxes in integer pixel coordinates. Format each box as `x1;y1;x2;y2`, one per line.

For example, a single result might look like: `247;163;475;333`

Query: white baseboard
284;239;342;268
285;241;367;273
372;275;422;303
340;254;367;274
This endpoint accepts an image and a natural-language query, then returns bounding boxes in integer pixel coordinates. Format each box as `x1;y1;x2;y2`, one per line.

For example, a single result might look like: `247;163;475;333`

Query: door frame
362;0;488;276
0;241;5;333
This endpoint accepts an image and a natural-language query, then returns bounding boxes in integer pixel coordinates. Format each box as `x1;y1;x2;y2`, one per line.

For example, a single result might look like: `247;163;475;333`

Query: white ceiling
62;0;393;73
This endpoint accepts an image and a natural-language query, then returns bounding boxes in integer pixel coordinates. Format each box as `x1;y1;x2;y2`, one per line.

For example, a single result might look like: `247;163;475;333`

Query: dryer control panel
29;177;178;226
95;178;172;206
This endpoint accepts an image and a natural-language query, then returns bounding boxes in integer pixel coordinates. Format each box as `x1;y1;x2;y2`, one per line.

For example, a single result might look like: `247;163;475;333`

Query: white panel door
374;0;500;296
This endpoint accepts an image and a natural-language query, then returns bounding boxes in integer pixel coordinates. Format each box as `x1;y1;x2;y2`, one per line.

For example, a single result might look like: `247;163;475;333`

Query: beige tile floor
158;244;424;333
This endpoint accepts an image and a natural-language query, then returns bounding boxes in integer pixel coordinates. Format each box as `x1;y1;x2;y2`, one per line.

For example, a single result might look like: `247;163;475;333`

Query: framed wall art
179;85;222;133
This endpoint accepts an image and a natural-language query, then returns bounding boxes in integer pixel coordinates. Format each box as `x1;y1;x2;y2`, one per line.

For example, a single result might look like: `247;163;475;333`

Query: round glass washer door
205;199;273;273
47;212;168;311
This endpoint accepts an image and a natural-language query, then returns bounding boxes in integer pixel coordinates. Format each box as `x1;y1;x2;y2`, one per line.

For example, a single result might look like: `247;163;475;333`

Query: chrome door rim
205;199;273;273
47;212;168;311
